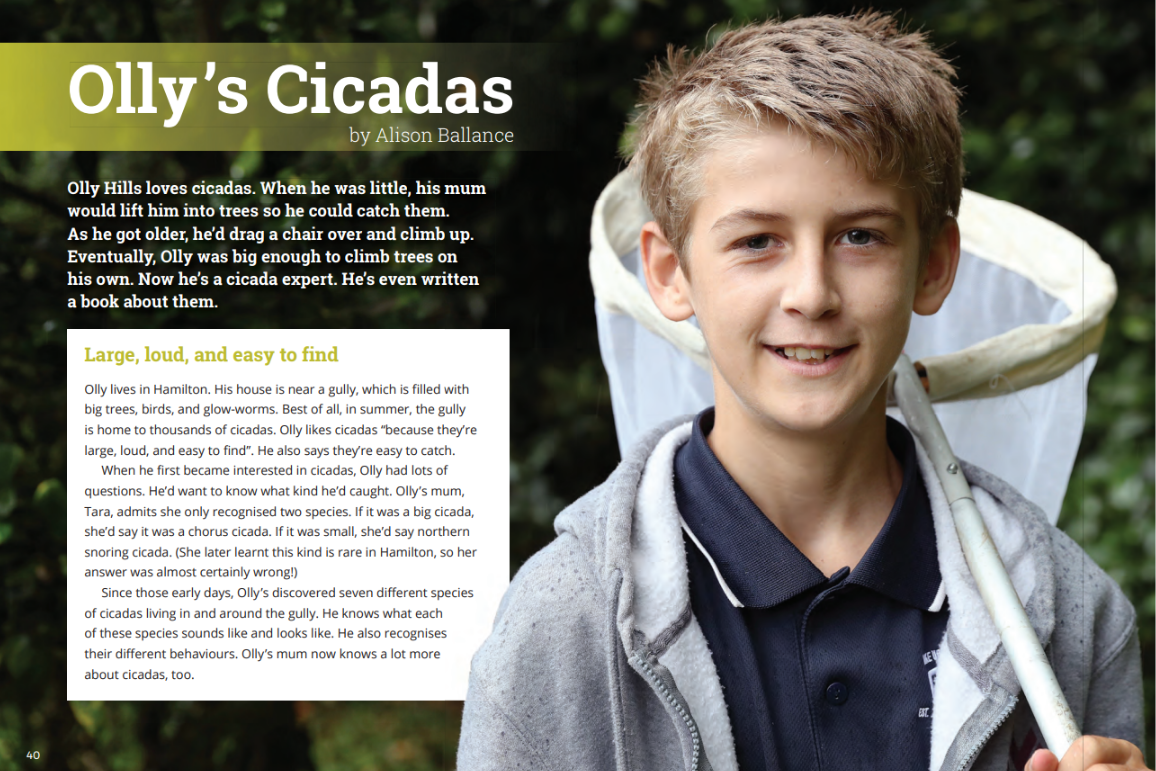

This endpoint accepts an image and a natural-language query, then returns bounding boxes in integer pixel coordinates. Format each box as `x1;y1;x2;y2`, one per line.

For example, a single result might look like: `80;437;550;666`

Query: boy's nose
779;244;840;320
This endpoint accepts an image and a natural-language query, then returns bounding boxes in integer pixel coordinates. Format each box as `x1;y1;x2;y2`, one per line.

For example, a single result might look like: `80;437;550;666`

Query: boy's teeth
782;347;834;362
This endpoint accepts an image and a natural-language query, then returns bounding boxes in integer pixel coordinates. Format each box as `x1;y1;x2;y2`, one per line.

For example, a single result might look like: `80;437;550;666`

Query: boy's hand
1025;736;1150;771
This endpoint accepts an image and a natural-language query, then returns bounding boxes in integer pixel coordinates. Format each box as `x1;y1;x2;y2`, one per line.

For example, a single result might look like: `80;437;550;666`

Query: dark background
0;0;1151;768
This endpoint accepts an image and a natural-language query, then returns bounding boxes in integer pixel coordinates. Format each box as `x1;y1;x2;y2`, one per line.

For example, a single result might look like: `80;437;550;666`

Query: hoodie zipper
631;651;705;771
950;695;1018;771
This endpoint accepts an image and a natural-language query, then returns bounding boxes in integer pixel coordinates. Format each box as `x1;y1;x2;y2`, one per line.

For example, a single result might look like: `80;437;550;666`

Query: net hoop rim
589;170;1117;401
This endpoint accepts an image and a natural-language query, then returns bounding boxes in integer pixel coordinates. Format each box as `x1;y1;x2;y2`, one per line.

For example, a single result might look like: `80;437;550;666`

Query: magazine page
0;2;1150;769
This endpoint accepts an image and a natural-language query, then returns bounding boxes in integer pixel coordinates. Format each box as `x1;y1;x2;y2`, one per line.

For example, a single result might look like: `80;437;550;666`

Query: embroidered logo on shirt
920;649;939;718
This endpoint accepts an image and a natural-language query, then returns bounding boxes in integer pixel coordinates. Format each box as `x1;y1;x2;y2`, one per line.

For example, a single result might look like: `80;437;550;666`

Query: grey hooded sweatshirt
458;419;1143;771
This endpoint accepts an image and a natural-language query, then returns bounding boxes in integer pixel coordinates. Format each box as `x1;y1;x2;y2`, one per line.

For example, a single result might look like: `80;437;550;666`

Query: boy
458;14;1146;771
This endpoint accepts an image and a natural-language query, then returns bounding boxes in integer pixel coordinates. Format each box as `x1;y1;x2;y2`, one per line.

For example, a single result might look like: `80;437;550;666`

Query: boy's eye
842;229;876;246
741;234;773;250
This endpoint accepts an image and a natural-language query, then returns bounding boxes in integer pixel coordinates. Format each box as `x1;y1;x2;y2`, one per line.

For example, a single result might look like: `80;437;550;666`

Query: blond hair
628;13;963;260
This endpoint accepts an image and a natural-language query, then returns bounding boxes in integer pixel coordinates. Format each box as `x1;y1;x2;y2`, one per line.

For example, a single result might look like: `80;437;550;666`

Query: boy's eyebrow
831;205;908;225
709;209;788;232
710;206;908;232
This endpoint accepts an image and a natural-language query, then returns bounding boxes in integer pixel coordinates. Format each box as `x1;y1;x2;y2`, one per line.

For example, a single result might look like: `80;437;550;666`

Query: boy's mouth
771;345;850;364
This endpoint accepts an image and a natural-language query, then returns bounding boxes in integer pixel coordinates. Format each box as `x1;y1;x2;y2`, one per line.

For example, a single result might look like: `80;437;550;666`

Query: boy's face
642;121;959;437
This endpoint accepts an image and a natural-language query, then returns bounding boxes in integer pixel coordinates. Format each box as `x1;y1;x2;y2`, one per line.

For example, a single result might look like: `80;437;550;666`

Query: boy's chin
743;396;882;438
761;410;853;437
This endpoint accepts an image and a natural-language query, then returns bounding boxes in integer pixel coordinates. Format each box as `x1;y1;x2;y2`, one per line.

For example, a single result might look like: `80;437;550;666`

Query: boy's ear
913;217;961;316
640;221;695;322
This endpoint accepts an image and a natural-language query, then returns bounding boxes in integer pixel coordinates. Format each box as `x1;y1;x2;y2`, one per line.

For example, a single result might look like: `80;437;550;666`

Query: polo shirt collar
675;410;942;611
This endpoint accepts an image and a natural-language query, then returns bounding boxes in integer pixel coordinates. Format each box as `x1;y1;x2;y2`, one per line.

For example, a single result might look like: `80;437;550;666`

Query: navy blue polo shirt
675;410;949;771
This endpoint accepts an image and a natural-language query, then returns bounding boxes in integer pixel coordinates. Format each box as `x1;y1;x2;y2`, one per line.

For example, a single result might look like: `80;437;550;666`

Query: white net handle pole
893;354;1081;758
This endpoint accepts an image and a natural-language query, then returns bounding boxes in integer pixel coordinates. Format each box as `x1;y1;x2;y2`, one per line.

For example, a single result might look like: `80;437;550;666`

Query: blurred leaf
1121;313;1154;342
33;478;64;513
3;636;32;679
0;444;22;487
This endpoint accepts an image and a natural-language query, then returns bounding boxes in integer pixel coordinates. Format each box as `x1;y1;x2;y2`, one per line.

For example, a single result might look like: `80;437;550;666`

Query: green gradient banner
0;44;569;150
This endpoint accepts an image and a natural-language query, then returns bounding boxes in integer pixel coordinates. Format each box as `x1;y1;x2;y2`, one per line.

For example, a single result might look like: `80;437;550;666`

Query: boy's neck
705;387;903;577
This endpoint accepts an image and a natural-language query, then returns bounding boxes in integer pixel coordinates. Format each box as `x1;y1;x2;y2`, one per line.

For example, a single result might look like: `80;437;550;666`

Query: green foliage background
0;0;1150;768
